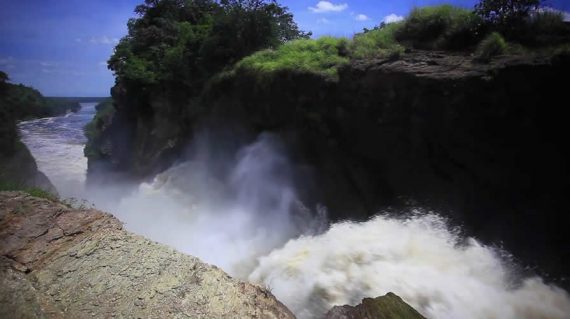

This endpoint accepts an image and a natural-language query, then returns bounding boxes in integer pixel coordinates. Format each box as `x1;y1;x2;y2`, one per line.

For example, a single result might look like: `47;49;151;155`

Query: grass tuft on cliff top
231;4;570;77
232;5;481;78
235;37;350;80
396;5;482;50
350;22;405;59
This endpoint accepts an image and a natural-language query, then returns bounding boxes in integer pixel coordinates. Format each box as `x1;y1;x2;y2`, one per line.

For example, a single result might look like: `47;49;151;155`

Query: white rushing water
18;103;96;199
19;109;570;319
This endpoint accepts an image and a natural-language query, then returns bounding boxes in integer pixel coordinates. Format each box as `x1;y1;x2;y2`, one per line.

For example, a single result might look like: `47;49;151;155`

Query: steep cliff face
0;142;56;193
87;50;570;283
0;191;295;318
0;81;57;194
208;51;570;281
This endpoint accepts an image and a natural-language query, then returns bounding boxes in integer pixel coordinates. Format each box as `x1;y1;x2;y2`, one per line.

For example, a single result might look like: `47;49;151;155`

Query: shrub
351;22;405;59
475;32;507;62
235;36;350;79
521;10;570;46
396;5;483;50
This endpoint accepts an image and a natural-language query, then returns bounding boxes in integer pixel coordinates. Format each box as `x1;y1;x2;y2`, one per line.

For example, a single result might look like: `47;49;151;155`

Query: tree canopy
108;0;309;93
475;0;541;26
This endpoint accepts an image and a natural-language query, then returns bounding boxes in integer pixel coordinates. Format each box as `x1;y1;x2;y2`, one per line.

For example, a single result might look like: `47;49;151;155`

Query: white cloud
87;36;119;45
40;62;58;67
355;14;370;21
317;18;331;24
383;13;404;24
0;57;16;70
535;7;570;21
309;1;348;13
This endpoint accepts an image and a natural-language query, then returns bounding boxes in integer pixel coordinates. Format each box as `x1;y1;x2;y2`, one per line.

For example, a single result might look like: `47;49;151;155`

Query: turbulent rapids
19;108;570;319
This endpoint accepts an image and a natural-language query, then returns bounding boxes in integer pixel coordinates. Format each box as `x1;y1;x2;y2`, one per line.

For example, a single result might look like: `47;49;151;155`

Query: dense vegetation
98;0;570;92
108;0;309;93
225;3;569;78
83;99;114;159
85;0;570;175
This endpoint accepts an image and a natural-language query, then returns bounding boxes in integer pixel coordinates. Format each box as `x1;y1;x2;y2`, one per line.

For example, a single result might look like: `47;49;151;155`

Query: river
18;102;96;199
18;103;570;319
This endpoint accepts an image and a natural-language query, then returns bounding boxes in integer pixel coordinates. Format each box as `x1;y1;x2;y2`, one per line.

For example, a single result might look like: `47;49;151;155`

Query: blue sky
1;0;569;96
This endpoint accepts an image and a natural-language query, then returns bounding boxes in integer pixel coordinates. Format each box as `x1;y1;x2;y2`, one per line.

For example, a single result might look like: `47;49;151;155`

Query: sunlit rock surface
324;293;426;319
0;191;294;319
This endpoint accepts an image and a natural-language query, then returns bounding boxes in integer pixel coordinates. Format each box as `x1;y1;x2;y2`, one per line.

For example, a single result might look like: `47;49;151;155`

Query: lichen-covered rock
0;191;294;319
323;293;426;319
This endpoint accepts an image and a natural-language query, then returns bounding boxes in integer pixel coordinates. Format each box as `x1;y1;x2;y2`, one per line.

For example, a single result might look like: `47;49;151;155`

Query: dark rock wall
87;51;570;284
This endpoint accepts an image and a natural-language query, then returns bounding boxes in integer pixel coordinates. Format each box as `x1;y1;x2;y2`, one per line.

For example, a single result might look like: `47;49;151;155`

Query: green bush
396;5;483;50
235;36;350;79
475;32;507;62
351;22;405;59
521;10;570;46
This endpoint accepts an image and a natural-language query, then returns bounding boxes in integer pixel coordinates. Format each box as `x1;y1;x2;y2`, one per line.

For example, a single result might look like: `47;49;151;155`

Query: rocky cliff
324;293;426;319
0;191;294;318
86;50;570;286
0;142;56;194
0;78;58;194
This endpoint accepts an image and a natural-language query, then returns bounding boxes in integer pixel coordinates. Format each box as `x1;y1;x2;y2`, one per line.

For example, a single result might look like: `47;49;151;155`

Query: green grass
0;181;57;201
395;5;482;50
232;5;483;78
350;22;405;59
230;4;569;78
475;32;508;62
235;36;350;79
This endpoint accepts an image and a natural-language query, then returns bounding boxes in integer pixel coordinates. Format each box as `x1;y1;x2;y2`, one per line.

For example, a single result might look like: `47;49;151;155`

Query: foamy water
19;111;570;319
249;214;570;319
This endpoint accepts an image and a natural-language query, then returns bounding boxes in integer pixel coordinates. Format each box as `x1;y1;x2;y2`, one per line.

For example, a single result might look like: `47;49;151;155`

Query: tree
475;0;541;27
200;0;310;71
0;71;8;84
108;0;308;92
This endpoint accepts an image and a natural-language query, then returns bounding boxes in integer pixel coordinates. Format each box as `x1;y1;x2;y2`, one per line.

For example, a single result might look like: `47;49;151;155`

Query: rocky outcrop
0;191;294;318
324;293;426;319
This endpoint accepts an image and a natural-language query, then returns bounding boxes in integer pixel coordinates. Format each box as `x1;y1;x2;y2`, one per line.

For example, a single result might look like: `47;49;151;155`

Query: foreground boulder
0;191;294;318
324;293;426;319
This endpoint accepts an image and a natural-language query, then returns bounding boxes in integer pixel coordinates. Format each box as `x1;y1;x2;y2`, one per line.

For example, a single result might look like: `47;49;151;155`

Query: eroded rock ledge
0;191;294;318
